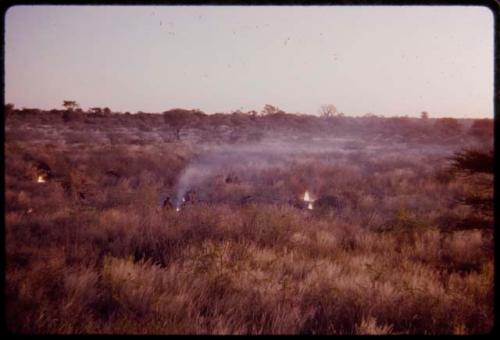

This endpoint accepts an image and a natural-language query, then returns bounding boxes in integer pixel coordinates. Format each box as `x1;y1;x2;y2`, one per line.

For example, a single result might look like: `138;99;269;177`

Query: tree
450;149;493;176
63;100;79;111
103;107;111;114
446;148;493;230
435;117;462;136
469;118;493;139
261;104;280;116
319;104;337;118
421;111;429;119
163;108;203;140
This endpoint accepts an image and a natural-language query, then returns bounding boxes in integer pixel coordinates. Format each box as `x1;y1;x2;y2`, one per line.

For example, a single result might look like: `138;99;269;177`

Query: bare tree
319;104;337;118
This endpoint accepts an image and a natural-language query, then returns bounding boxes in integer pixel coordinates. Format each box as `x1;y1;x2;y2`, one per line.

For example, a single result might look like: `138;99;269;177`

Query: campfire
303;190;315;210
159;192;189;213
32;161;51;184
175;190;196;212
167;185;315;212
175;196;186;212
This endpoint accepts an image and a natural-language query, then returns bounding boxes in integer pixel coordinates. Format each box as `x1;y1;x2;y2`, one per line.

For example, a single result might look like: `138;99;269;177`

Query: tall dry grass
5;112;493;334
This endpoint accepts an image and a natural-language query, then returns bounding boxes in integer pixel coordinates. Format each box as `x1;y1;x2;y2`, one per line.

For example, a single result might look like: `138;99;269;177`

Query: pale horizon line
7;102;492;119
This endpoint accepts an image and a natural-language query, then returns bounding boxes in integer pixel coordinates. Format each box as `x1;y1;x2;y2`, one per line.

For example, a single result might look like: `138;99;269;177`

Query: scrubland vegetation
5;104;493;334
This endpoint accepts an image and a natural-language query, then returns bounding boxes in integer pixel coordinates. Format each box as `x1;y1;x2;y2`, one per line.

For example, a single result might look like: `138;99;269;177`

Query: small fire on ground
303;190;315;210
36;175;46;183
175;197;186;212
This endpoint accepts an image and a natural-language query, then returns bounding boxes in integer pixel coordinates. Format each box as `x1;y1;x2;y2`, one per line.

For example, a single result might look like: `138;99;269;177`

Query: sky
4;5;494;118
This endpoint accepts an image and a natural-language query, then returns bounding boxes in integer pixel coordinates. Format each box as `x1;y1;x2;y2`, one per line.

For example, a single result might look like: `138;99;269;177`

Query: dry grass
5;111;493;334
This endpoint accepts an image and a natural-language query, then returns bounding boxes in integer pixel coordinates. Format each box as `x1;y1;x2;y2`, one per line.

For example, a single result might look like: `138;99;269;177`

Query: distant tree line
4;101;493;144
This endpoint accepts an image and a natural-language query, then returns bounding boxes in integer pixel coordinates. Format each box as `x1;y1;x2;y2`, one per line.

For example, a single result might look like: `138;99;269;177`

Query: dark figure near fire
161;196;174;209
183;189;196;205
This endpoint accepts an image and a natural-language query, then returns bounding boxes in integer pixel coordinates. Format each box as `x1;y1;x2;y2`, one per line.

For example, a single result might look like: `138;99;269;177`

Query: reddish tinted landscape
4;105;493;334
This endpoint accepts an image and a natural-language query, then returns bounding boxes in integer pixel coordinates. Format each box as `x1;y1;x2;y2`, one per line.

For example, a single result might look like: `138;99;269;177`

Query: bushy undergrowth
5;112;493;334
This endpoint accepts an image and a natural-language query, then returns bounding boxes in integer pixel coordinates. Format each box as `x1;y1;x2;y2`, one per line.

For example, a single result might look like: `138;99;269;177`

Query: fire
303;190;312;202
303;190;315;210
175;196;185;212
36;175;46;183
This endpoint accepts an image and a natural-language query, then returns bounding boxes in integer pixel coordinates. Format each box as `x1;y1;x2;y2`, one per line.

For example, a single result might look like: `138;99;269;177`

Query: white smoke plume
171;135;459;208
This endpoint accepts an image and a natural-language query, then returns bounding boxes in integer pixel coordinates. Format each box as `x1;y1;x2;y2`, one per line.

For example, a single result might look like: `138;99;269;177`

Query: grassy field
4;108;493;334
